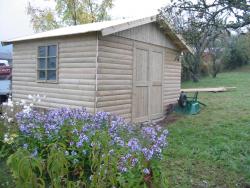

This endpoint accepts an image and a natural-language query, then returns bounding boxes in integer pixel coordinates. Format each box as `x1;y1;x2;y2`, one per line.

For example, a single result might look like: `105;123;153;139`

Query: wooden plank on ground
181;87;236;93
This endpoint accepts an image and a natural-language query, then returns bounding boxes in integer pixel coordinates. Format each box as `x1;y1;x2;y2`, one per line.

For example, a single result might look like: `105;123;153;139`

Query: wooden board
181;87;236;93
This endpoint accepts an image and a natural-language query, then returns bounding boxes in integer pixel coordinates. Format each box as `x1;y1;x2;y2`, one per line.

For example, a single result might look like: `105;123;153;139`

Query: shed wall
12;25;181;122
113;23;177;50
97;34;181;122
96;35;133;121
163;49;181;106
12;33;97;113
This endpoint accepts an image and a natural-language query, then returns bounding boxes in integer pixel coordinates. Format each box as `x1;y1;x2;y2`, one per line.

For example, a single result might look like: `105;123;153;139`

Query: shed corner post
94;32;99;114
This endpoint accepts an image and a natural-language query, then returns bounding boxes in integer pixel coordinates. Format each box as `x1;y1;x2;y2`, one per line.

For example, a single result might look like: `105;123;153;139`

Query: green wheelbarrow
175;91;206;115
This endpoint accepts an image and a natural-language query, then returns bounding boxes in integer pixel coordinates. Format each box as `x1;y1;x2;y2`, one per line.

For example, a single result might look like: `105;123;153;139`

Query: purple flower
14;106;169;177
76;141;83;148
119;166;127;173
127;138;141;152
23;143;28;149
131;158;138;167
143;168;150;175
82;150;87;155
142;148;154;160
71;150;77;156
109;149;114;154
93;111;110;125
31;148;38;157
114;137;125;146
163;129;169;136
141;126;158;141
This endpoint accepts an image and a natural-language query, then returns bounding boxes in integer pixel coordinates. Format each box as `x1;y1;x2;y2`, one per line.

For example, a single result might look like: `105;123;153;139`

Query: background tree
159;0;250;82
159;7;224;81
222;32;250;69
207;37;224;78
27;0;113;32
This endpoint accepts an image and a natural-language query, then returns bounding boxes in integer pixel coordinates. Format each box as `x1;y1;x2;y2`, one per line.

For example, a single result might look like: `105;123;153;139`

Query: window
37;45;57;82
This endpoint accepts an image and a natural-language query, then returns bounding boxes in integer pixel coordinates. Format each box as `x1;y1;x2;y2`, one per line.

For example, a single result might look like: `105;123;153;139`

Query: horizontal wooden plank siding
163;49;181;108
96;35;133;121
12;33;97;113
113;23;177;50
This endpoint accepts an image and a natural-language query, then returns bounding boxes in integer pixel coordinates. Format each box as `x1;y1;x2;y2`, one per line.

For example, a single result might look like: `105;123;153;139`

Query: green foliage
222;33;250;70
27;0;114;32
27;2;60;33
0;123;18;160
7;149;44;188
47;145;69;187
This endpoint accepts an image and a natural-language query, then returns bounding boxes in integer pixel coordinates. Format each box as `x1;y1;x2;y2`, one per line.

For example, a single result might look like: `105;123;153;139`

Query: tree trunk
191;54;201;82
212;56;219;78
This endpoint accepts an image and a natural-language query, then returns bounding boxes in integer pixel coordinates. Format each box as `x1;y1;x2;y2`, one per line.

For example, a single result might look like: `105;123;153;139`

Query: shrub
6;107;169;188
222;34;250;70
199;62;209;77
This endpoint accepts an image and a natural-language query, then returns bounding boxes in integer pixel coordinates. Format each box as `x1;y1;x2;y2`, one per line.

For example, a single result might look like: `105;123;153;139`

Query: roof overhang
2;15;193;53
101;16;157;36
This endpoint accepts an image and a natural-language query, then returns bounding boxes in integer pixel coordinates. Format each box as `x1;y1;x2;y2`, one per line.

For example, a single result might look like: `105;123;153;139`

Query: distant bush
5;105;169;188
199;62;210;77
222;34;250;70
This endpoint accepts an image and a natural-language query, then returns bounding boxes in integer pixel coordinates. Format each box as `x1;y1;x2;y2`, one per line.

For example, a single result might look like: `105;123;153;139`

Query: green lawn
1;67;250;187
164;67;250;187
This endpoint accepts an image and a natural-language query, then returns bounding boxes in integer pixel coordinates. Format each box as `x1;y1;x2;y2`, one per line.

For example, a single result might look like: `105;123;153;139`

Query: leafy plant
222;34;250;70
7;148;44;188
6;107;169;187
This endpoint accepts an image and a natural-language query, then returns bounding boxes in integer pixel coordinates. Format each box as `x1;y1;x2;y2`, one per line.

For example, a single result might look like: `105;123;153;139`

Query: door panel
133;45;149;122
150;50;163;119
134;87;148;121
151;51;163;82
136;49;148;82
150;86;162;119
133;42;164;122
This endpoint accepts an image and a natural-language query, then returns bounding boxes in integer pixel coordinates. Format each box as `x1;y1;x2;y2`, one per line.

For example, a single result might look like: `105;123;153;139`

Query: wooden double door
132;42;164;122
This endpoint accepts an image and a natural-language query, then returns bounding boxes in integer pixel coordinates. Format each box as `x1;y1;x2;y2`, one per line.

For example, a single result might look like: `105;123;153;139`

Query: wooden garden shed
3;15;192;122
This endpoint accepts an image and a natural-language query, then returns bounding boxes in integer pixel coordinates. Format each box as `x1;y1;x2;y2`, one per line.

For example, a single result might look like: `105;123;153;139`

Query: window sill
36;80;58;84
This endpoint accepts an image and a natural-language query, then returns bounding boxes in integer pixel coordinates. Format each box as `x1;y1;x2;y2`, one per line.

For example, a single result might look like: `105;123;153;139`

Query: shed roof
2;15;192;52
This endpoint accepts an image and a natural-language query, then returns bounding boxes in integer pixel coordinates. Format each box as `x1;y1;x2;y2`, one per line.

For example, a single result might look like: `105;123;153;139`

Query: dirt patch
160;113;183;127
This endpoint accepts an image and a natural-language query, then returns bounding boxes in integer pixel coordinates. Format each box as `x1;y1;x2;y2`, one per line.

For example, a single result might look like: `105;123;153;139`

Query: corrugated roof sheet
2;15;192;53
3;16;152;43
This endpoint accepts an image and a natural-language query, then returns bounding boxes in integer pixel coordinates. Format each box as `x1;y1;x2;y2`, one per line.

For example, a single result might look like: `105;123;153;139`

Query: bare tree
159;0;250;82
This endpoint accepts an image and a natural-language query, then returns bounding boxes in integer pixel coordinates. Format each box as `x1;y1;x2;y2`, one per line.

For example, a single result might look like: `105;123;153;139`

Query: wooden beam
181;87;236;93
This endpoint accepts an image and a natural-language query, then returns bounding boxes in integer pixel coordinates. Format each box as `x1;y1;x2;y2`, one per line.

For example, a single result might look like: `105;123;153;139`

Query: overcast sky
0;0;169;42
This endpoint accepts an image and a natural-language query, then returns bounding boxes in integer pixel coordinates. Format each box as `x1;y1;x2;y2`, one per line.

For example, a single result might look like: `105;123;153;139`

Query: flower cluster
7;103;169;187
3;133;18;144
16;107;168;170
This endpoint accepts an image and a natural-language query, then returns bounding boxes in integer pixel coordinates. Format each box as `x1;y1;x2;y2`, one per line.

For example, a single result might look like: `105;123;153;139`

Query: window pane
38;46;46;57
47;70;56;80
48;45;57;56
47;57;56;69
38;70;46;80
38;58;46;69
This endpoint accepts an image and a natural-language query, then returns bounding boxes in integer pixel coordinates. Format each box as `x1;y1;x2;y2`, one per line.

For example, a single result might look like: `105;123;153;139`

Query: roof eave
157;18;194;54
101;15;157;36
